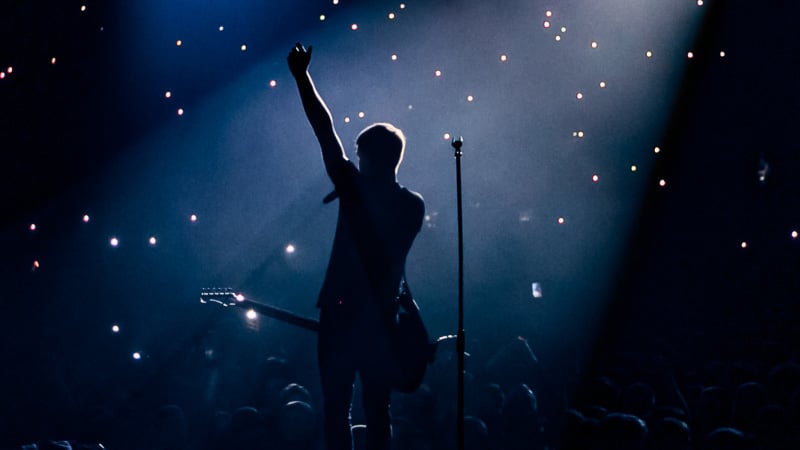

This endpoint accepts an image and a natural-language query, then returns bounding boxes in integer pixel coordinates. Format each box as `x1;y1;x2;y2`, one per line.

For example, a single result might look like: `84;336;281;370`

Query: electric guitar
199;287;436;392
200;288;319;331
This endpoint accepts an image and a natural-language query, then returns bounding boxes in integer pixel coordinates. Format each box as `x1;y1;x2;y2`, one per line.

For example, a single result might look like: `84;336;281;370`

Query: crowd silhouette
7;321;800;450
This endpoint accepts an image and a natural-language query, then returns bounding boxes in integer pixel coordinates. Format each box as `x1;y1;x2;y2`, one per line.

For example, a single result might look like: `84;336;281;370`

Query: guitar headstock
200;288;245;307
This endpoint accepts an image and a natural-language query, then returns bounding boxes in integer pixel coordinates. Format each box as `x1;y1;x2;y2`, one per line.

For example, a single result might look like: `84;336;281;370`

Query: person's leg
319;308;357;450
360;369;392;450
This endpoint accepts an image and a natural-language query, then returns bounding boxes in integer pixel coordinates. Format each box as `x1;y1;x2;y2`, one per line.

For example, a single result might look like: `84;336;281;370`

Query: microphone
322;190;338;204
451;135;464;157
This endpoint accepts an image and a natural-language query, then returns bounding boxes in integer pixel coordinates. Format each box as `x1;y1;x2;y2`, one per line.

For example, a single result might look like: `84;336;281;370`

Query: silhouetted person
288;43;425;450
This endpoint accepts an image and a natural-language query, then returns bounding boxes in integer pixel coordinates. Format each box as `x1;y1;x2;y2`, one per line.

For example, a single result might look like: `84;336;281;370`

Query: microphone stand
451;136;465;450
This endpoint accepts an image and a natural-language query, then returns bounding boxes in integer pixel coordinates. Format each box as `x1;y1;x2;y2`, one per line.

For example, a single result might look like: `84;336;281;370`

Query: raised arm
287;43;348;178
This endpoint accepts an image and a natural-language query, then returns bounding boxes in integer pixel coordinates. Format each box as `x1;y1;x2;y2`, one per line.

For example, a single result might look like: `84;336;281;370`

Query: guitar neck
238;299;319;332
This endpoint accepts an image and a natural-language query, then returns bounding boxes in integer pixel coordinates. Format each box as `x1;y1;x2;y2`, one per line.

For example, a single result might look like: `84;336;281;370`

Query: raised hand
287;42;313;78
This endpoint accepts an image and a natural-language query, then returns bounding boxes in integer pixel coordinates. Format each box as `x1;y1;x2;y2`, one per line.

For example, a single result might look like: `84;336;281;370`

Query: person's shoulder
401;187;424;204
400;187;425;216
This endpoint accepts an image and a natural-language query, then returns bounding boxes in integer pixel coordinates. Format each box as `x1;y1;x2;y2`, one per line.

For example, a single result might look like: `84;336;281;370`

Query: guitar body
386;307;435;393
380;283;436;393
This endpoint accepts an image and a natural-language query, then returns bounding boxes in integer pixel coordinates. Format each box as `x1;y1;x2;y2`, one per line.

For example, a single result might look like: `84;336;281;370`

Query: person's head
355;123;406;177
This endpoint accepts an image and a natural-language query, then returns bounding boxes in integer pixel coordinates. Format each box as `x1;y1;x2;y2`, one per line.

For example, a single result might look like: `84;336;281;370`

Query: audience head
279;400;316;448
152;404;187;450
767;361;800;404
694;386;732;434
463;416;491;450
621;381;656;418
503;383;537;419
560;409;596;450
582;376;620;411
647;417;691;450
704;427;753;450
280;382;312;405
596;412;648;450
732;381;768;432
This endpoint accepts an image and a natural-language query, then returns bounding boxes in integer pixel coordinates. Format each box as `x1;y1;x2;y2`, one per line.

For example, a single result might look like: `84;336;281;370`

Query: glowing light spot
543;21;551;29
741;241;748;249
466;95;474;102
654;146;661;154
388;12;396;20
358;111;365;118
112;325;120;333
177;108;184;116
333;0;339;4
176;40;182;47
7;67;12;74
720;51;726;57
591;41;599;49
576;92;584;100
687;51;694;59
81;5;86;12
33;260;40;269
351;23;358;31
631;165;638;172
646;50;653;58
219;25;224;31
391;54;398;61
555;35;561;42
51;57;57;65
269;80;277;88
235;293;245;302
285;244;296;254
29;223;36;231
561;26;567;33
240;44;247;51
697;0;704;5
246;309;257;320
791;230;798;239
132;352;141;360
443;132;452;140
320;14;326;21
592;174;599;183
149;236;157;246
110;237;119;247
500;54;508;62
164;91;172;98
0;72;5;80
545;10;552;18
532;282;543;298
344;117;351;123
599;81;606;88
659;179;667;187
577;131;585;138
557;217;566;224
434;69;442;77
400;3;406;9
83;214;90;223
190;214;198;222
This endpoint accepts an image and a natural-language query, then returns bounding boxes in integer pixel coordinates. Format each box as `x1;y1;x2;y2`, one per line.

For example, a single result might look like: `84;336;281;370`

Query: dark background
1;0;799;445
